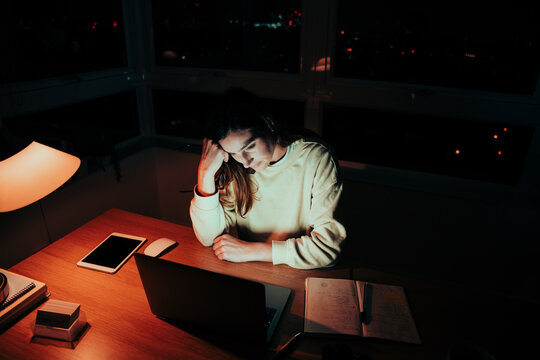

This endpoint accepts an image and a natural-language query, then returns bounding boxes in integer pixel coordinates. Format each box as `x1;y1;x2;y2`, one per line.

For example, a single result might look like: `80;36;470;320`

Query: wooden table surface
2;208;535;359
0;208;350;359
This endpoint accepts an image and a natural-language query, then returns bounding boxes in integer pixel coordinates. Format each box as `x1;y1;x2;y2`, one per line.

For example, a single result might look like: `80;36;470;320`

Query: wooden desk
0;208;349;359
2;208;536;359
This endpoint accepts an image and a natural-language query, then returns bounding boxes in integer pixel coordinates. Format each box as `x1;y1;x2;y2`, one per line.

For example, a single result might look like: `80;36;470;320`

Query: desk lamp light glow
0;141;81;212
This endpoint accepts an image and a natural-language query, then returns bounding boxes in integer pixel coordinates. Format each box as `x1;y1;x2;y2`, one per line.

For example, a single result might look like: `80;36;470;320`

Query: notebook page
304;277;361;336
362;282;421;344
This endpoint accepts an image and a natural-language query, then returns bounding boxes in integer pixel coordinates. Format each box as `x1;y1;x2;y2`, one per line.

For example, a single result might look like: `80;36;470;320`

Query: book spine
36;307;80;329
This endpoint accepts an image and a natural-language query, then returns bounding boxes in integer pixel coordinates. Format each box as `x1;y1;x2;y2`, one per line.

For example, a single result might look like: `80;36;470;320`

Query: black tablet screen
81;235;143;269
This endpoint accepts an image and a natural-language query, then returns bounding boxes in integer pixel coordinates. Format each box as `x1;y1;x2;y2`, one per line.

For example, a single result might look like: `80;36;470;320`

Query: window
335;2;540;94
153;90;221;139
2;91;139;160
323;104;533;185
0;0;127;83
153;89;305;139
152;0;302;73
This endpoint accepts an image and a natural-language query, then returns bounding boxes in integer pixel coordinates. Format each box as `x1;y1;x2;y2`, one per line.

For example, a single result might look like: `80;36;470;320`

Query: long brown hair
208;89;300;217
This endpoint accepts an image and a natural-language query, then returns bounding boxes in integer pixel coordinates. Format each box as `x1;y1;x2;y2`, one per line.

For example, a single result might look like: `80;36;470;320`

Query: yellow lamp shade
0;141;81;212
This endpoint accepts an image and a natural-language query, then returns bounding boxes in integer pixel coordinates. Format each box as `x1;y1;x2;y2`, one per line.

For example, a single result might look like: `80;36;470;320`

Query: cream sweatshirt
189;139;346;269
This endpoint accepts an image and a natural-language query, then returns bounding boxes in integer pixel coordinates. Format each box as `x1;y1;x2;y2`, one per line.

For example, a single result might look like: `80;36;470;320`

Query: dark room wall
337;175;540;302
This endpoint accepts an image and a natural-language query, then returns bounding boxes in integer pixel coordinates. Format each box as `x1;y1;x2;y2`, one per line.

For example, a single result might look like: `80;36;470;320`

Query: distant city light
493;134;498;139
253;22;283;29
455;149;461;155
162;50;178;59
311;57;331;72
250;9;301;30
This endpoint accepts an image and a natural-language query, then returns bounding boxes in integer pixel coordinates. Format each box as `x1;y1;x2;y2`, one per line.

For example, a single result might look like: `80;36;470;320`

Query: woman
189;90;346;269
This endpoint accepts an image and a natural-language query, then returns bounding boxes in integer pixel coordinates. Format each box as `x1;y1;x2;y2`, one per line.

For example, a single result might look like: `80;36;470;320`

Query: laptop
134;253;291;344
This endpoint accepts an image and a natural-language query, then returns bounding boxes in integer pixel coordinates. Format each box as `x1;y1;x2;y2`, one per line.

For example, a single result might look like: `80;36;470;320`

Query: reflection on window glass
153;90;221;139
152;0;301;73
335;3;540;94
323;105;533;185
3;92;139;160
0;0;127;83
153;89;305;139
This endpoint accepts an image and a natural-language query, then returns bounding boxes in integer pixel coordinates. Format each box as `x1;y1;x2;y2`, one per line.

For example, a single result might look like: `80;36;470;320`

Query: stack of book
34;299;86;341
0;269;49;331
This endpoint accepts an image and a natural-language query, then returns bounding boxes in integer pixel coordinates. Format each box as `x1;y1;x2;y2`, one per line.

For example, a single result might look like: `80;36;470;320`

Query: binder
0;269;49;331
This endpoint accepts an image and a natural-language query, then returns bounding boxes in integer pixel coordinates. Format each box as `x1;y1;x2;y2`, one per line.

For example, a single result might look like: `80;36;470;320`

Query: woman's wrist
250;242;272;262
197;171;217;196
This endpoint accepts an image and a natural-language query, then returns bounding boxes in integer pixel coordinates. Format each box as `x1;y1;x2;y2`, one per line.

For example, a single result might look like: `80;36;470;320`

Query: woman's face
219;129;278;173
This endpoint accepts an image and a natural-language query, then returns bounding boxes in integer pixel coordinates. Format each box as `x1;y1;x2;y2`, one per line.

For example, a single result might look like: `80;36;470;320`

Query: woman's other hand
212;234;272;263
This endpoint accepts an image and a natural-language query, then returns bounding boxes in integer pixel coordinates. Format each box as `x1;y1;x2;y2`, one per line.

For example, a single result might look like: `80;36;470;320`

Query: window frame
0;0;538;204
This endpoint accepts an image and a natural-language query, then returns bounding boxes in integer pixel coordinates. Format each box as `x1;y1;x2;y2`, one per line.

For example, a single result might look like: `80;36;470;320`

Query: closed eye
222;136;257;156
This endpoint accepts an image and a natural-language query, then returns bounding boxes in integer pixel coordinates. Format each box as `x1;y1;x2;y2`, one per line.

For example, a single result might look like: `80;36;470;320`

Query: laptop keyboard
265;307;276;329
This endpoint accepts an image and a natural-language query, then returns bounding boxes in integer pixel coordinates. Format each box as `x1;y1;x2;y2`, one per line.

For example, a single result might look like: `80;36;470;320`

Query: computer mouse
144;238;178;257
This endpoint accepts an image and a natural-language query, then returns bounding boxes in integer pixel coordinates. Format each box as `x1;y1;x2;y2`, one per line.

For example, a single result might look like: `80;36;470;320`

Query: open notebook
0;269;49;331
304;277;421;344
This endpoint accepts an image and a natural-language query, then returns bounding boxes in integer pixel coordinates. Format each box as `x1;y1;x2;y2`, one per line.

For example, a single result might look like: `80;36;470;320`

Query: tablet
77;232;147;274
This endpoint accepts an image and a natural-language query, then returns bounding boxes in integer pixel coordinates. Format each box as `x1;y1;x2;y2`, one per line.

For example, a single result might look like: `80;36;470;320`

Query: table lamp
0;141;81;212
0;138;80;305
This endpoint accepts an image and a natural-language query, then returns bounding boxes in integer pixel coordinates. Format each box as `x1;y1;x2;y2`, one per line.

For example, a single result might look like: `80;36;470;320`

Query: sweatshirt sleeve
272;149;347;269
189;186;235;247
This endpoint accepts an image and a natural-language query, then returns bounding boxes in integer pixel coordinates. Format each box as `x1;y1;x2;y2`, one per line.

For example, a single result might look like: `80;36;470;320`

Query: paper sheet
304;277;361;335
362;282;421;344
